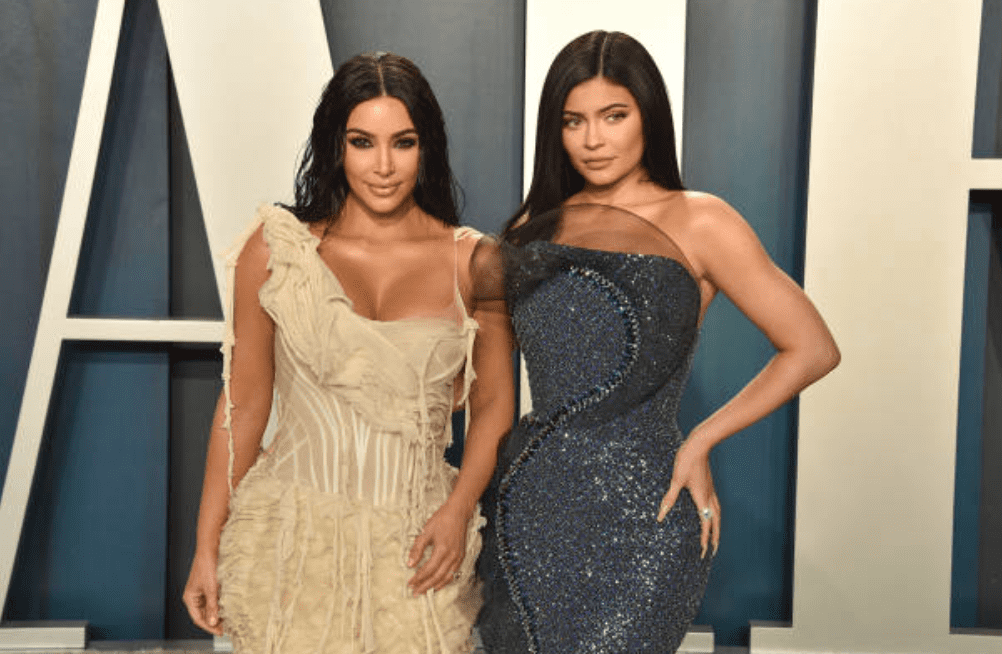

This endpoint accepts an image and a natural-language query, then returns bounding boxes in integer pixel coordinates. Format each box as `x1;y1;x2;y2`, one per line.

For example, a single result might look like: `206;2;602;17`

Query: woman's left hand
657;438;720;559
407;502;470;595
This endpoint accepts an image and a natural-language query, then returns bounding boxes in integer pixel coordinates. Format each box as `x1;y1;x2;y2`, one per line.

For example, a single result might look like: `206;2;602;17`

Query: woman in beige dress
182;52;513;653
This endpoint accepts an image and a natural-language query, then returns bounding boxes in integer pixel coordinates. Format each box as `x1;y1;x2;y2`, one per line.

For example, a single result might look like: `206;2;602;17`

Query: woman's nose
584;122;603;149
375;145;395;176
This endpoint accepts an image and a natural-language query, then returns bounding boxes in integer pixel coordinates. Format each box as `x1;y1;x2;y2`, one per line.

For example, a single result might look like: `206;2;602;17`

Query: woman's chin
352;193;416;218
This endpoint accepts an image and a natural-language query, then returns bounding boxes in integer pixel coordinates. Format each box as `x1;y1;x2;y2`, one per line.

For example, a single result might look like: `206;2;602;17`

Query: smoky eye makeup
562;114;582;128
346;129;372;148
345;129;418;149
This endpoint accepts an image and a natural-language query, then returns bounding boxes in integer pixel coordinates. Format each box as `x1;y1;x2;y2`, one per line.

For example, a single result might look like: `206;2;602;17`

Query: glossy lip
367;182;400;197
582;157;615;169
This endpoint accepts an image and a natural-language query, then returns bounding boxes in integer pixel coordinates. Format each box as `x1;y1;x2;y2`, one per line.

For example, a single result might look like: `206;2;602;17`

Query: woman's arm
183;226;275;633
658;195;840;554
408;239;515;595
688;195;840;446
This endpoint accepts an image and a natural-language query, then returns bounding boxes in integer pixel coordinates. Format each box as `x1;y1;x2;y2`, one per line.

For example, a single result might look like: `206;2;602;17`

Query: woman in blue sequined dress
476;31;840;653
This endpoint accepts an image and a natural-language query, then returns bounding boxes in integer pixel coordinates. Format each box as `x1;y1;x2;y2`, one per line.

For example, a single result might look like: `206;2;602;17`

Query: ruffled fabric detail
254;205;476;443
219;464;486;654
216;207;488;653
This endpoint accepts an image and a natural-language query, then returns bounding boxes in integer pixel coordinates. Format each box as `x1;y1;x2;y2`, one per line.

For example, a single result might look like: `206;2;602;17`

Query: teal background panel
680;0;817;644
2;0;173;640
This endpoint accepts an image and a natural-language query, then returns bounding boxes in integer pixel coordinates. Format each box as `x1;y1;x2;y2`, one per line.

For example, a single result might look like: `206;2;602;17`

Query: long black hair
504;31;683;236
285;52;461;226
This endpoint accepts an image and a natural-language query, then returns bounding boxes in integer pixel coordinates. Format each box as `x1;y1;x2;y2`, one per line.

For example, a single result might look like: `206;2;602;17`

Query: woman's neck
573;165;658;207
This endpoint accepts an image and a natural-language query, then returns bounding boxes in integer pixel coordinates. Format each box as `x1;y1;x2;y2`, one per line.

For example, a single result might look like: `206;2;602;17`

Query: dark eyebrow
562;102;630;116
345;127;418;138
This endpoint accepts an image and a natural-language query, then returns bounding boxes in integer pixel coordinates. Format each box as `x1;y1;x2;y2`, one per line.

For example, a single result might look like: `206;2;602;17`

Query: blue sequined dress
477;205;712;653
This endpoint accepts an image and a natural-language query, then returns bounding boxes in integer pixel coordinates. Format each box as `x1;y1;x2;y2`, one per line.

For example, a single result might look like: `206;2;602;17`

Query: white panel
62;318;223;342
751;1;999;652
157;0;333;303
678;625;715;653
158;0;331;461
970;159;1002;189
0;621;87;650
523;0;687;196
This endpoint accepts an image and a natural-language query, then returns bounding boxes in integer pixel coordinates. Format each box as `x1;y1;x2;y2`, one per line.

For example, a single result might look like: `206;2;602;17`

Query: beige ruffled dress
216;206;485;654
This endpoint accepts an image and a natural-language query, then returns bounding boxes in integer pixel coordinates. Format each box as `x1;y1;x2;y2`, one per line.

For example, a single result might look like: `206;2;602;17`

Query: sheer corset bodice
223;205;479;510
262;315;468;508
216;206;486;654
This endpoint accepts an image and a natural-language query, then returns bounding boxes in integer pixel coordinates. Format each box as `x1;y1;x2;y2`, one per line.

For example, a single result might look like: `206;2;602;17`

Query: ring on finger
700;507;713;521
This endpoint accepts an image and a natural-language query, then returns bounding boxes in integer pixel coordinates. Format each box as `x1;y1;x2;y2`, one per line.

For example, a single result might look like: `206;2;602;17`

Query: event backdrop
0;0;998;650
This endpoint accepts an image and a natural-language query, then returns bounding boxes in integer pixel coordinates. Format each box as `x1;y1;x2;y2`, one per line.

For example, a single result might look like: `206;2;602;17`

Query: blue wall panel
2;0;171;639
70;0;169;317
952;0;1001;628
973;0;1001;158
680;0;817;644
319;0;525;233
953;195;1002;631
0;0;98;493
8;345;168;639
954;201;992;628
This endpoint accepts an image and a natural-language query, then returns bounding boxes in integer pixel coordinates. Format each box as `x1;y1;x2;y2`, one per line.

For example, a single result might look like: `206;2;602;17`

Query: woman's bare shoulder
238;224;271;266
656;190;749;239
675;190;738;219
234;224;274;291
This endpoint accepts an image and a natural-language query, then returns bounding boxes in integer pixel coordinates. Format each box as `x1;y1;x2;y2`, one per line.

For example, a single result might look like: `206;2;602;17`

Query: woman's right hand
183;553;223;636
657;437;721;559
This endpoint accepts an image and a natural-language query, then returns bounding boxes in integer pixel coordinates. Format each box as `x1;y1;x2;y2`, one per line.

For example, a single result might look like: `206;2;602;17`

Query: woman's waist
273;384;455;442
251;444;459;509
521;396;683;436
504;403;681;464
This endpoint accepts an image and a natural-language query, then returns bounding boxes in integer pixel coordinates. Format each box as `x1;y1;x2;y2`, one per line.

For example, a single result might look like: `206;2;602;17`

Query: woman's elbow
811;332;841;379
